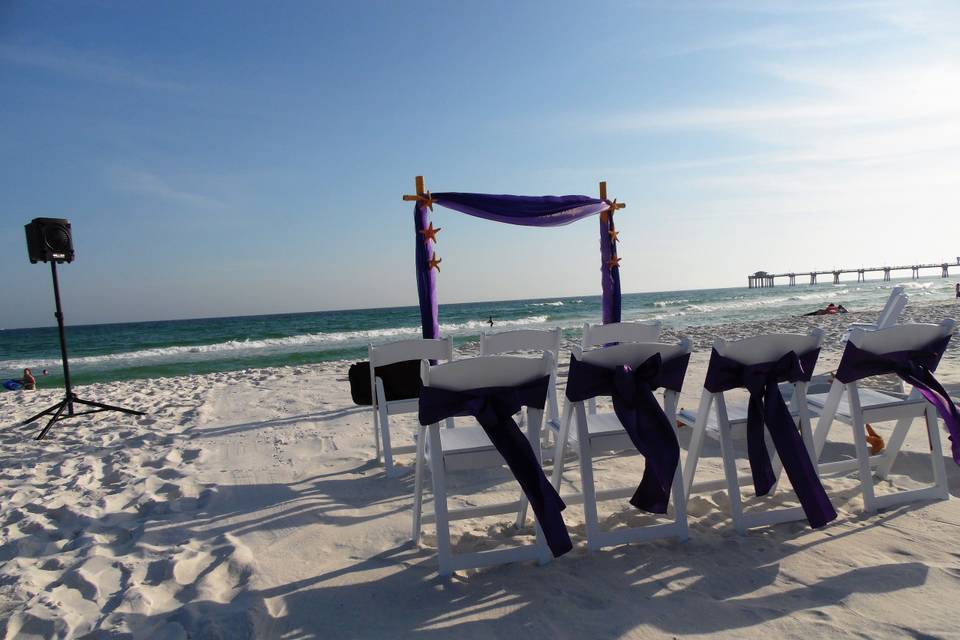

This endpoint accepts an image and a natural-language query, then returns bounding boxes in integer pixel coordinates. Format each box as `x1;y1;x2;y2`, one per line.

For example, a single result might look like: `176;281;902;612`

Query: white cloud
106;168;227;209
0;43;183;91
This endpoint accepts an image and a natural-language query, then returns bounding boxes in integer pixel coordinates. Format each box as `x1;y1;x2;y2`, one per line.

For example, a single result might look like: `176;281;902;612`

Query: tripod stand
22;261;144;440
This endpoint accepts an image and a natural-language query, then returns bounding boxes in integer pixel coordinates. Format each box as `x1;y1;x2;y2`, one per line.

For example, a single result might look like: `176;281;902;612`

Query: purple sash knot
566;352;690;514
418;375;572;557
703;348;837;529
835;335;960;464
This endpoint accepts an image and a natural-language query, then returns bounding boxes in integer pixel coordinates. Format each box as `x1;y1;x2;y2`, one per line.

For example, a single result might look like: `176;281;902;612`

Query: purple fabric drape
703;348;837;529
418;375;572;557
414;202;439;339
600;208;621;324
565;352;690;513
432;193;607;227
834;335;960;464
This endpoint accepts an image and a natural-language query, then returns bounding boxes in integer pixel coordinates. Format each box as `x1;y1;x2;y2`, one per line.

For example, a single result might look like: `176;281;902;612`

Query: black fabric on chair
348;360;423;406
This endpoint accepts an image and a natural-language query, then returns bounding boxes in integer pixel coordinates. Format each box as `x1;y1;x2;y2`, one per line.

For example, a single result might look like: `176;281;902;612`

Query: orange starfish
607;255;621;269
419;222;441;244
600;199;619;224
608;228;619;243
428;253;442;272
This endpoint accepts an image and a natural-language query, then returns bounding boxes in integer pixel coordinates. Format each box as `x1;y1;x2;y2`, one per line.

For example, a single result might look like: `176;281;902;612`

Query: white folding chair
843;286;907;341
581;321;662;415
549;340;691;550
480;327;562;428
369;337;453;477
810;321;954;512
412;354;555;576
681;329;825;533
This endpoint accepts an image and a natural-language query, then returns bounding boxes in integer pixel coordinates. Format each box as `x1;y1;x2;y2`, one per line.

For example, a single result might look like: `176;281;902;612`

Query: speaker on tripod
21;218;144;440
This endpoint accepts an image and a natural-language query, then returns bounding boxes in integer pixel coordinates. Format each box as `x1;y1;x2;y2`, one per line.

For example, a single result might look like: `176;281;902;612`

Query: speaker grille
44;226;71;253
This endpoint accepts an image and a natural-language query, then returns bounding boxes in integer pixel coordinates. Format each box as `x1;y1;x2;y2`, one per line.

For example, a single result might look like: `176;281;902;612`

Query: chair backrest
369;337;453;368
480;328;561;358
421;353;554;392
581;321;662;349
369;338;454;408
714;329;825;366
849;320;956;354
579;339;692;369
876;287;907;329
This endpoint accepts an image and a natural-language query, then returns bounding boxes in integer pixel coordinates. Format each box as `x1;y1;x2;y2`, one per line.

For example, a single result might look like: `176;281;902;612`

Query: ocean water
1;277;956;387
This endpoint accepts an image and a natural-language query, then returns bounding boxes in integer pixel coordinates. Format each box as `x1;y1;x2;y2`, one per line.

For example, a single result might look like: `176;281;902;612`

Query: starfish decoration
419;222;441;244
600;199;619;224
607;255;622;269
421;190;435;211
608;227;619;243
428;252;442;272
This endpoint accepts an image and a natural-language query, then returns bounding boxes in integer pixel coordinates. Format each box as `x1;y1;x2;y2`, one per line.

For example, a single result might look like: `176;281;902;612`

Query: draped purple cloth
600;212;621;324
418;375;572;557
413;192;622;339
835;335;960;464
565;352;690;513
703;348;837;529
414;202;439;339
432;193;607;227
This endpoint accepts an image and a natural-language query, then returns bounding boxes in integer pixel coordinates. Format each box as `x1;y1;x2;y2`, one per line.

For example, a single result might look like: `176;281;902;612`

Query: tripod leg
36;400;68;441
72;397;145;416
21;399;66;426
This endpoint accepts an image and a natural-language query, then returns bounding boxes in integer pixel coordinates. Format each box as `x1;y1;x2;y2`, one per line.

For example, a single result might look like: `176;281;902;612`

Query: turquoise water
1;277;955;387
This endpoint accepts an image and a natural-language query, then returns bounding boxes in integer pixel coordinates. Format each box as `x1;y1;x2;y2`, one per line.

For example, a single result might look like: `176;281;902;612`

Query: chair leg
683;392;713;500
576;405;601;550
664;393;689;542
412;425;427;545
925;404;950;500
813;381;844;459
848;384;877;513
550;402;574;492
876;415;914;480
379;402;396;477
428;424;453;576
372;407;382;462
716;395;746;534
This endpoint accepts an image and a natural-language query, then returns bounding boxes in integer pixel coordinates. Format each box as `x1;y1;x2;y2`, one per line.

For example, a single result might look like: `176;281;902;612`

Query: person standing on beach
955;282;959;299
21;369;36;390
488;316;494;327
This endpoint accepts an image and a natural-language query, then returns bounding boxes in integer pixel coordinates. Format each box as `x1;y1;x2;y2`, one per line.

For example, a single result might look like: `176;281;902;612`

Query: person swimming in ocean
21;368;36;390
488;316;494;327
956;282;959;299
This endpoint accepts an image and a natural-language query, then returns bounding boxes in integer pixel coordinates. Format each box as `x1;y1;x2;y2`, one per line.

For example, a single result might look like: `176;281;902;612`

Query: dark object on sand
348;360;422;406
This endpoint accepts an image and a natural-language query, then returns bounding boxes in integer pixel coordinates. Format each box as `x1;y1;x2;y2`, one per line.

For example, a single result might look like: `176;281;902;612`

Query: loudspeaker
25;218;74;264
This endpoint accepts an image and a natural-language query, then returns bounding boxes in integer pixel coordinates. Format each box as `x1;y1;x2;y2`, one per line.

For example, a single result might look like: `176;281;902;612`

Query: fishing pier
748;259;960;288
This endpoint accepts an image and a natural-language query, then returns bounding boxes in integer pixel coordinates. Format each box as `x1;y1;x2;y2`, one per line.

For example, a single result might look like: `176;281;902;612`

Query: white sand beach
2;303;959;639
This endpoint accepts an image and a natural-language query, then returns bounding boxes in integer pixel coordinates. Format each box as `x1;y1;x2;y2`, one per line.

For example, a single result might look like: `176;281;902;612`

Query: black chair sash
703;348;837;529
418;375;572;557
565;352;690;514
835;335;960;464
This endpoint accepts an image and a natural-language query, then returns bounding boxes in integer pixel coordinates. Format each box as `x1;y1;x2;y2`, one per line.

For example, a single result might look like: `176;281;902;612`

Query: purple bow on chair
418;375;572;557
704;348;837;529
566;352;690;514
835;335;960;464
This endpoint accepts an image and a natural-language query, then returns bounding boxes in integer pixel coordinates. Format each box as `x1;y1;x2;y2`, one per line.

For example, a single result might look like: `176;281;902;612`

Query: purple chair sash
418;375;572;557
835;334;960;464
703;348;837;529
565;352;690;514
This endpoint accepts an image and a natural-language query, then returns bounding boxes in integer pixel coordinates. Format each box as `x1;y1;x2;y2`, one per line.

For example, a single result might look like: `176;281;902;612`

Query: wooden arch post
403;176;440;339
599;181;625;324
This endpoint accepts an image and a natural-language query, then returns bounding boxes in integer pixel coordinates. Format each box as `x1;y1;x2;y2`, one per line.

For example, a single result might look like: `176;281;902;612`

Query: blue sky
2;0;958;328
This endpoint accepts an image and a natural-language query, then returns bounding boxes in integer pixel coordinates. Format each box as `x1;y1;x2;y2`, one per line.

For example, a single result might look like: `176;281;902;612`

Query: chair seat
807;388;915;420
678;401;802;438
436;426;495;455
